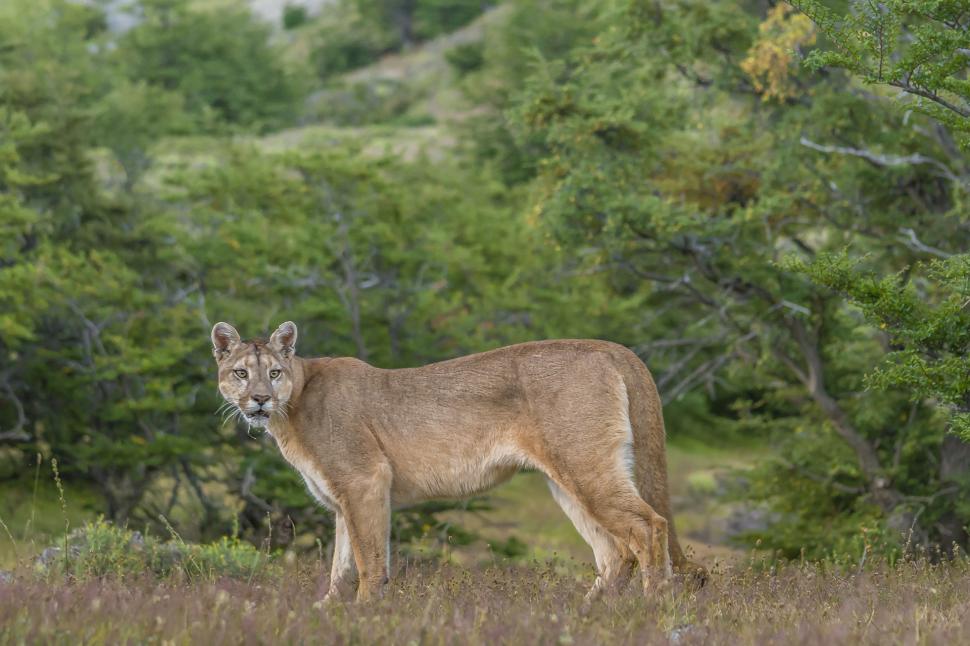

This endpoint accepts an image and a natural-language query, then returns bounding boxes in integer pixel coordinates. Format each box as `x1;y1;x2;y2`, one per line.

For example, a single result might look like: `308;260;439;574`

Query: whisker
276;404;289;422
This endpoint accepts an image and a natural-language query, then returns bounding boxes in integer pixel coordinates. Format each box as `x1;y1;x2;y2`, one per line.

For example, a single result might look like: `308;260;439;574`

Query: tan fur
211;321;704;602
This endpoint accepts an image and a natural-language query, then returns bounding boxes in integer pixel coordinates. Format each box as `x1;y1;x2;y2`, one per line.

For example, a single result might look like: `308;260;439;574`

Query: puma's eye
269;369;281;379
233;369;248;379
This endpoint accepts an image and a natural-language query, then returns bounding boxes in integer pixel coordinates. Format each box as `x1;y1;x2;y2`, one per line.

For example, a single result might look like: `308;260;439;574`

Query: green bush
117;0;302;131
39;519;276;582
445;41;486;75
311;5;396;80
413;0;487;40
282;3;309;30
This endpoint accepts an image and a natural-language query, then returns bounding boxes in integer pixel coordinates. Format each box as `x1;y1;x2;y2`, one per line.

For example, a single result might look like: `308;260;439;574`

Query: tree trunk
937;433;970;553
785;317;903;513
394;0;416;48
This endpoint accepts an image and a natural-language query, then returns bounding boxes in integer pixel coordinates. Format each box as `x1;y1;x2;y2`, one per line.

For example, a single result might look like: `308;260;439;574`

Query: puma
211;321;703;601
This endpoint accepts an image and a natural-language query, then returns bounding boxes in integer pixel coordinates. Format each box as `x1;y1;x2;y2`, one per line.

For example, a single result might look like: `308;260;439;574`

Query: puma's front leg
340;462;393;602
323;512;358;602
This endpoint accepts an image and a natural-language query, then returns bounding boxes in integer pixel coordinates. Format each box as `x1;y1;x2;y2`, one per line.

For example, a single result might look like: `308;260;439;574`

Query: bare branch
0;376;28;443
897;227;954;258
800;137;961;185
888;79;970;119
241;465;274;514
782;316;902;510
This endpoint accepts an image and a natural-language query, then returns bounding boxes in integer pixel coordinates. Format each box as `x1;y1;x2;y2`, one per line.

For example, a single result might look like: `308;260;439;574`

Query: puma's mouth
244;409;271;429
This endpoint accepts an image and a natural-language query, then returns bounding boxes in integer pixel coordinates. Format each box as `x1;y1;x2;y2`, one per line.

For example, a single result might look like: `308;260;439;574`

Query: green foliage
282;3;310;30
310;3;398;80
41;519;276;581
792;0;970;149
445;41;486;75
1;0;628;553
794;253;970;439
354;0;486;46
311;0;488;81
117;0;302;130
92;81;192;189
458;0;603;185
505;0;970;556
788;0;970;449
487;535;529;559
412;0;487;40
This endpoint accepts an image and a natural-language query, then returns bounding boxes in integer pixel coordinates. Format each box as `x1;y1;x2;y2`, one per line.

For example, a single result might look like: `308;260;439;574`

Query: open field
2;559;968;644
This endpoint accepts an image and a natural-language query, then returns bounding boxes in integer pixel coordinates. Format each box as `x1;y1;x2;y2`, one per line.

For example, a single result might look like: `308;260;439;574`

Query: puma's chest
271;430;337;509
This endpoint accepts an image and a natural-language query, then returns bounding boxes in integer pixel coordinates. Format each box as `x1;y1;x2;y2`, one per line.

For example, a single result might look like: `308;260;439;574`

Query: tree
793;0;970;150
0;0;217;523
789;0;970;551
509;0;969;557
116;0;302;131
353;0;485;49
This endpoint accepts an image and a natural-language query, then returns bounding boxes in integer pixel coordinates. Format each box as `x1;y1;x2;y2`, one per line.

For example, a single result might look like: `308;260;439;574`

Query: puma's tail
623;354;708;587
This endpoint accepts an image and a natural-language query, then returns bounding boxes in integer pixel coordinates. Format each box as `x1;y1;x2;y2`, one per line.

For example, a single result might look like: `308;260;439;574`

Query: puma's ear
269;321;298;358
211;322;240;362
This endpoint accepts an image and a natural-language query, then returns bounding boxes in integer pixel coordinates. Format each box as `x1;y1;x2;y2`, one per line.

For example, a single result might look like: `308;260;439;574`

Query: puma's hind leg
547;479;635;599
545;465;672;596
586;487;672;595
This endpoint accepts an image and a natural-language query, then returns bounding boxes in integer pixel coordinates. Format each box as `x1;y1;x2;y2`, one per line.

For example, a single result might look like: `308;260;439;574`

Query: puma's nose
252;394;271;405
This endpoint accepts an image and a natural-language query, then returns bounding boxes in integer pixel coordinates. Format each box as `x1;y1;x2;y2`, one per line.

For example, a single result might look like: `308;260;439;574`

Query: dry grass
2;557;968;645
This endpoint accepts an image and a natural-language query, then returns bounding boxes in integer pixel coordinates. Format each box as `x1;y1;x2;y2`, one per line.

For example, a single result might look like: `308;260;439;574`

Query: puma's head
210;321;298;429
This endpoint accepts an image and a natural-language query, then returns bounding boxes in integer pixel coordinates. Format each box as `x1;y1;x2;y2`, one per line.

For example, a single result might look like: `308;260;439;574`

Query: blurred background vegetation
0;0;967;569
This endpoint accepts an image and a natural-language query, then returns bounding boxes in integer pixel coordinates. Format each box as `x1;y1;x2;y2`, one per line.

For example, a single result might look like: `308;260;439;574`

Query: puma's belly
390;444;531;506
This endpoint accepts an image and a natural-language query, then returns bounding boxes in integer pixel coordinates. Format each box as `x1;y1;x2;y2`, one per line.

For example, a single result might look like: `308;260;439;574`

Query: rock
723;506;777;537
669;623;706;643
128;531;145;550
36;546;62;568
35;543;82;570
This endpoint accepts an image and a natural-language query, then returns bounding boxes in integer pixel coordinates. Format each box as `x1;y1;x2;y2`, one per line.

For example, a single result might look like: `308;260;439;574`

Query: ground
2;560;968;644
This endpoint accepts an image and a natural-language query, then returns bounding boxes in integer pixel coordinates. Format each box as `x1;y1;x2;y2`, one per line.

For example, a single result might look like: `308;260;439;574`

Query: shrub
282;3;309;30
413;0;488;40
117;0;302;131
38;519;276;582
445;41;486;75
311;5;396;80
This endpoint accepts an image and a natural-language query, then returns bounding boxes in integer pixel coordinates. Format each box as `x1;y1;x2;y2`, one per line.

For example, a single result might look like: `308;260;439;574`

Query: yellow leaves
740;4;816;102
